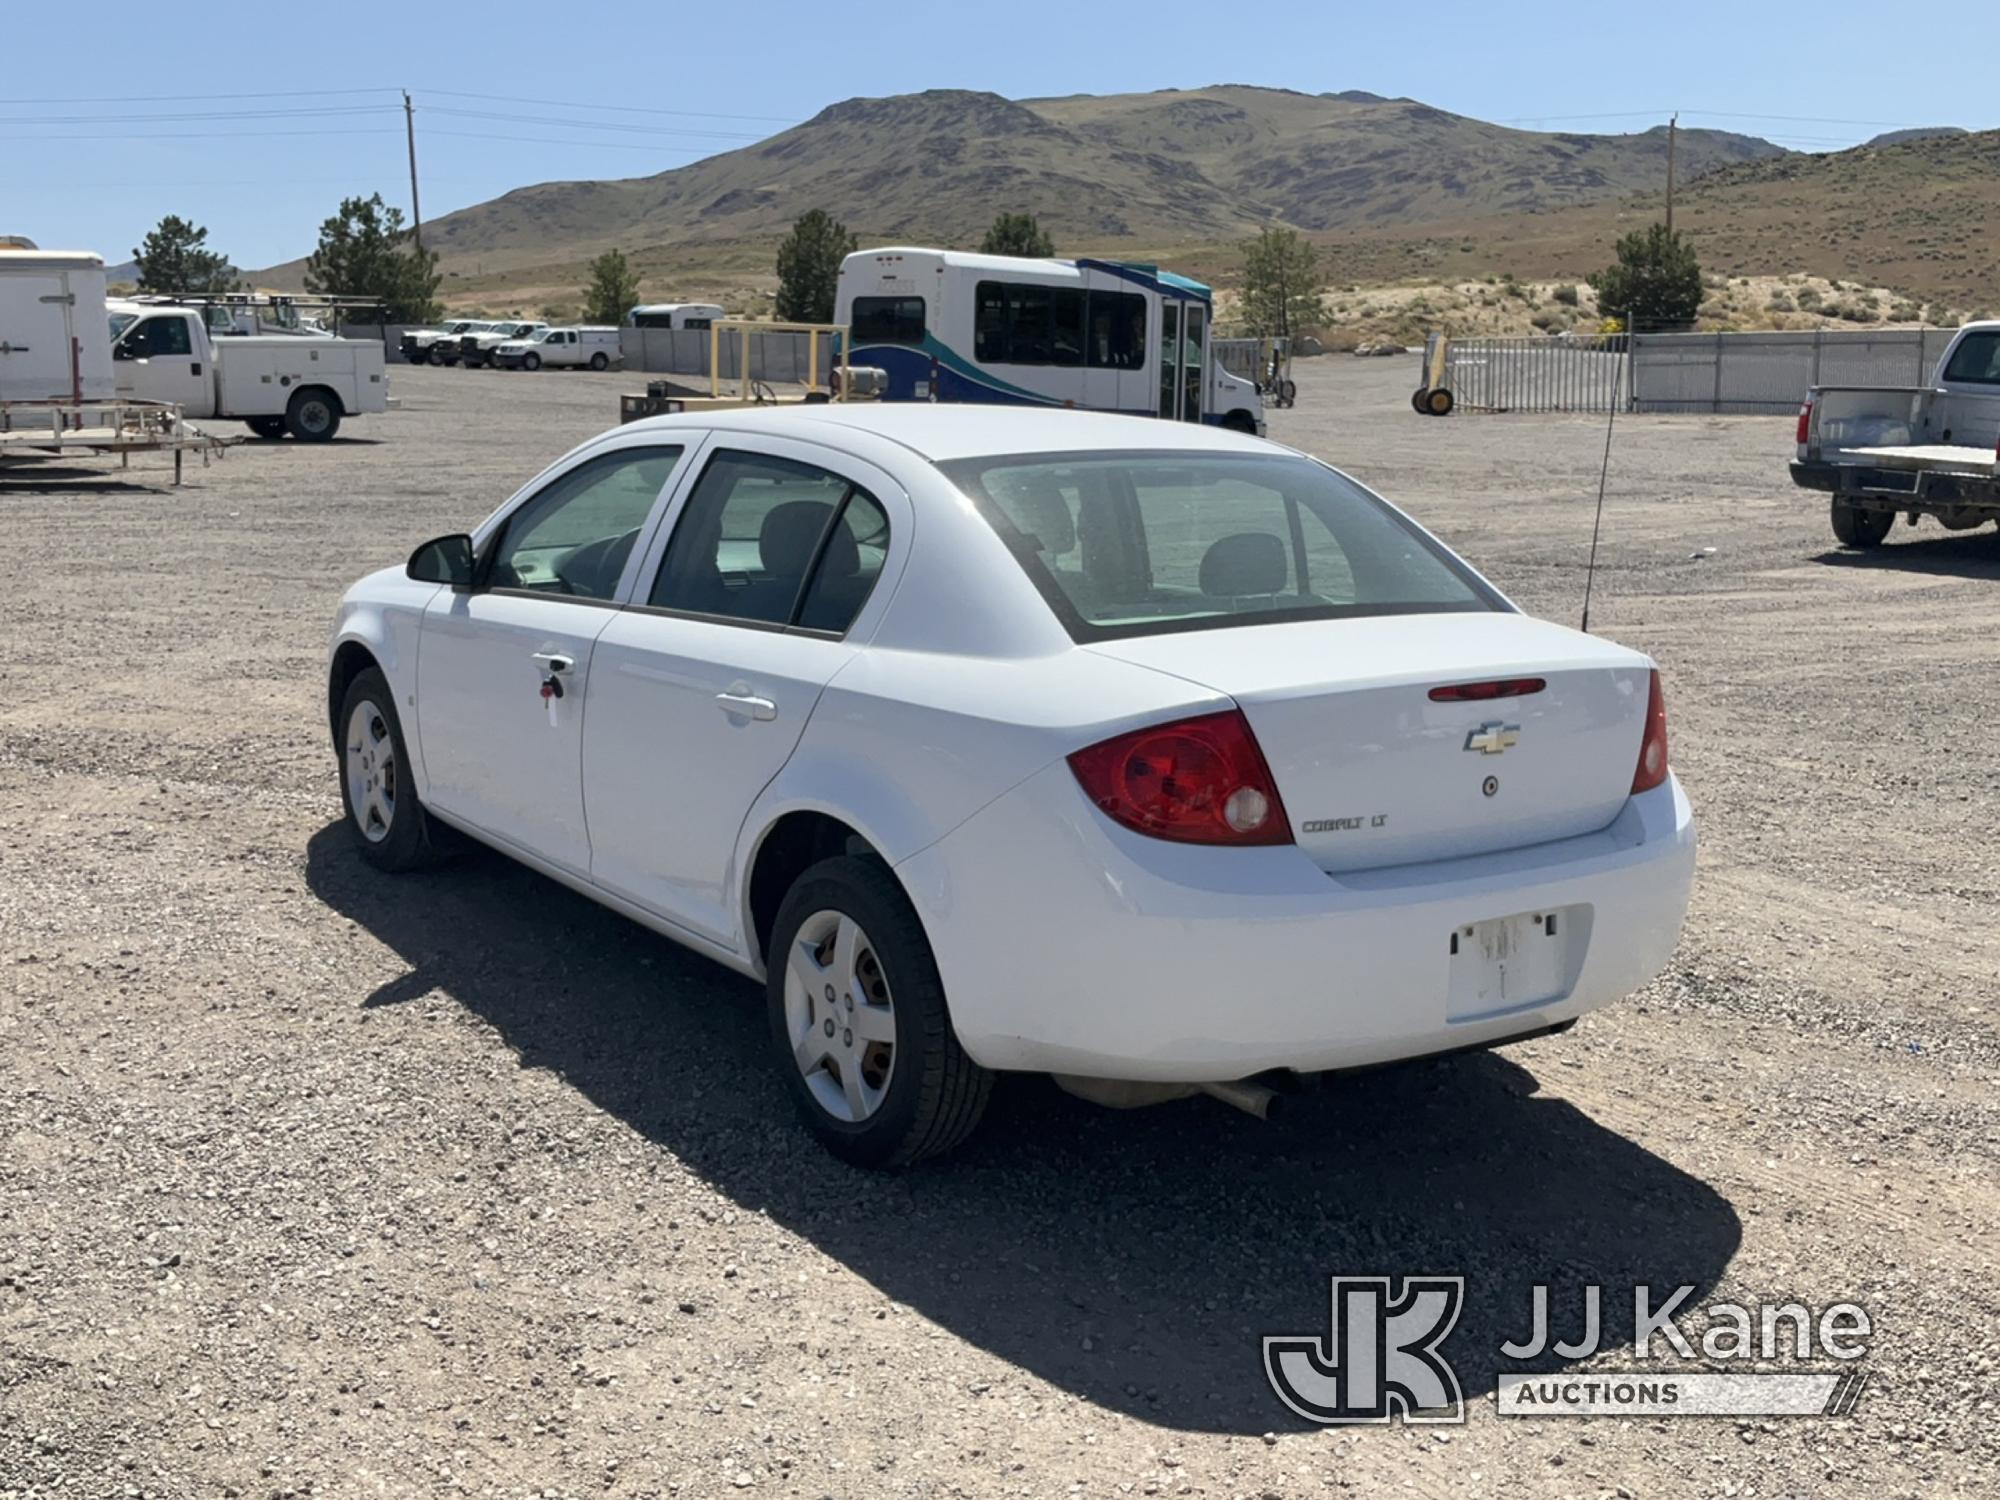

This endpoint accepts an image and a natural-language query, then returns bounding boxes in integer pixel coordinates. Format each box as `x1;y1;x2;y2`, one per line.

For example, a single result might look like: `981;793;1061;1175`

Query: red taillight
1796;399;1813;446
1428;677;1546;702
1631;669;1669;794
1068;709;1292;846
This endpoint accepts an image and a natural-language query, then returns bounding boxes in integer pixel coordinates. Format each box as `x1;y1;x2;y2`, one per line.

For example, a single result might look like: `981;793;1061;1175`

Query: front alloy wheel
345;699;397;843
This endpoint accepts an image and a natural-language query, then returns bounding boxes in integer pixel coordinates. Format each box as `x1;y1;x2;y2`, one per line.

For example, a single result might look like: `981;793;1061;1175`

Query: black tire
522;352;541;371
1276;377;1297;406
1831;499;1894;548
1425;387;1455;417
335;667;442;872
1412;387;1432;414
285;387;341;442
1220;409;1257;435
245;416;286;439
588;351;609;371
427;345;447;367
767;856;992;1167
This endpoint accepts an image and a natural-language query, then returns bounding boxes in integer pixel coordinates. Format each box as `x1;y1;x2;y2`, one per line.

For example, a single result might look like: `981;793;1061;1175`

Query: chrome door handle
715;689;777;722
531;651;575;674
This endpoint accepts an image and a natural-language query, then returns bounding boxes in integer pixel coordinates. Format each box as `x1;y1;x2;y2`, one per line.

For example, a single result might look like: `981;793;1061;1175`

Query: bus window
850;296;925;345
1088;292;1145;371
975;282;1007;362
1158;303;1180;419
1051;289;1084;367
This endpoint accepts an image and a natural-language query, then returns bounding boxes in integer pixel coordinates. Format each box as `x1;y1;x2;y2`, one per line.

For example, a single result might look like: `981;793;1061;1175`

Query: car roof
623;404;1276;463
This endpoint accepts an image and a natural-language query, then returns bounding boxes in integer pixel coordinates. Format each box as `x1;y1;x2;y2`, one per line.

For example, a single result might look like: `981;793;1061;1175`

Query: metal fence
619;327;831;384
1435;335;1628;414
1628;328;1956;413
1433;327;1961;416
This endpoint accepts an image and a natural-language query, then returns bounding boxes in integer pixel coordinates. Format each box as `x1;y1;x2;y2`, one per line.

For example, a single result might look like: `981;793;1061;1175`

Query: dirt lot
3;360;1996;1499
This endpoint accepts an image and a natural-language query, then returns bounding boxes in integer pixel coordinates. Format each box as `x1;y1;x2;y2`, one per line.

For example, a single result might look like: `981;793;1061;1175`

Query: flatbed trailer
0;398;229;483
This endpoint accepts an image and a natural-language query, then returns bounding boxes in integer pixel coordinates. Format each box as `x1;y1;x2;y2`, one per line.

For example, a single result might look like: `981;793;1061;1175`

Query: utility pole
1665;111;1678;234
403;90;424;253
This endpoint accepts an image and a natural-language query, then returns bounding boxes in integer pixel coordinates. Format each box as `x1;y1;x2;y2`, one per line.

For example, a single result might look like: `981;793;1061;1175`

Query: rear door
0;272;78;402
583;437;906;949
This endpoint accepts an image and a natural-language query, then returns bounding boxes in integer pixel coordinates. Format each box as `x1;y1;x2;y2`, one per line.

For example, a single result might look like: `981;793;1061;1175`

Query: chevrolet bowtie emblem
1464;721;1521;755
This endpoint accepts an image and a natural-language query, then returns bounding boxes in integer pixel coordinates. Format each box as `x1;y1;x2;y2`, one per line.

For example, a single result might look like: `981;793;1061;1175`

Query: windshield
940;450;1506;642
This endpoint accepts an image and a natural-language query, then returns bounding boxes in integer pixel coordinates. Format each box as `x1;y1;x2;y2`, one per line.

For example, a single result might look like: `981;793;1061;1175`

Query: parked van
833;248;1263;433
627;303;724;331
492;326;622;371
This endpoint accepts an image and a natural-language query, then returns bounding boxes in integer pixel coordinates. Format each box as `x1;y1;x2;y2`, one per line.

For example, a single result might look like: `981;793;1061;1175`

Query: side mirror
406;533;476;587
112;342;135;361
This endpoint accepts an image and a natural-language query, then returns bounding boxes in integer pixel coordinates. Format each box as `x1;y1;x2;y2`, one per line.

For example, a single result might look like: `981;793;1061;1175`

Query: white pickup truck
109;300;389;441
458;320;547;369
491;325;621;371
1792;321;2000;547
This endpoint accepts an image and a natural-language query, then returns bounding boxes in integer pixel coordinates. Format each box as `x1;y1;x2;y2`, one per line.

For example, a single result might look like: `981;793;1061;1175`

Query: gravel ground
2;360;1996;1499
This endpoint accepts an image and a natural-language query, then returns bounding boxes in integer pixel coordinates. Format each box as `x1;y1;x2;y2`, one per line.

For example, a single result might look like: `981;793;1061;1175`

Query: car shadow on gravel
306;823;1742;1436
1812;534;2000;580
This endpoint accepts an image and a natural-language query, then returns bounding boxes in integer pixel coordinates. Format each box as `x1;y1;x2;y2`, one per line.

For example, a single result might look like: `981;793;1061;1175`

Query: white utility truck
457;320;547;369
108;299;388;440
1792;321;2000;546
401;319;484;365
491;325;620;371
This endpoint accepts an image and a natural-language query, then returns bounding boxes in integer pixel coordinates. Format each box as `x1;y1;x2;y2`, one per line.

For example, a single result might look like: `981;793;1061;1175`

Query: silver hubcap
344;699;396;843
301;400;330;431
783;910;897;1123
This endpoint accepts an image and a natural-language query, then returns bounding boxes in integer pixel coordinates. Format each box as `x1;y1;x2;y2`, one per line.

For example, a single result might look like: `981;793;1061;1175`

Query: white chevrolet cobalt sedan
328;406;1695;1165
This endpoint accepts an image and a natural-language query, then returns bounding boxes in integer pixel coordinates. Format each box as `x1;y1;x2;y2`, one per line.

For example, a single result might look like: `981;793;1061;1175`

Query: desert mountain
271;85;1780;282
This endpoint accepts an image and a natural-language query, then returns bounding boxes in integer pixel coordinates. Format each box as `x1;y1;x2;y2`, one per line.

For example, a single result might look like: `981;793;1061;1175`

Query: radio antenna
1579;353;1623;633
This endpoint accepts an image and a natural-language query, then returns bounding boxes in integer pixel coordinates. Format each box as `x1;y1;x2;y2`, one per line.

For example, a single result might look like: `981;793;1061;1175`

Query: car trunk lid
1085;613;1654;872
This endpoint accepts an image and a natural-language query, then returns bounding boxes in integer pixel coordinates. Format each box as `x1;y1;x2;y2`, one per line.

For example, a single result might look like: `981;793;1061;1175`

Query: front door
1157;301;1182;419
1180;301;1207;424
112;313;211;415
584;441;903;949
415;443;687;874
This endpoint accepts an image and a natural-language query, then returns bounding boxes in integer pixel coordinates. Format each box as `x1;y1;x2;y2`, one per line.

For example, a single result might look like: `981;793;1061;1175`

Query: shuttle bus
834;248;1263;433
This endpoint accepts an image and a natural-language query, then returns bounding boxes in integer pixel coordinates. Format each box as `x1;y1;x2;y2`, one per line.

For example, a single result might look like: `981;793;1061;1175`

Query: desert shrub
1831;301;1878;323
1888;300;1921;323
1766;292;1795;312
1552;284;1580;306
1794;286;1824;310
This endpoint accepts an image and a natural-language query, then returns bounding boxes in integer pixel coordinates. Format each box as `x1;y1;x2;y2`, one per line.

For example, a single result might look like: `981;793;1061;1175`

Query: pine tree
1239;226;1326;340
979;213;1054;257
582;249;642;325
302;194;441;324
133;216;235;293
774;210;857;324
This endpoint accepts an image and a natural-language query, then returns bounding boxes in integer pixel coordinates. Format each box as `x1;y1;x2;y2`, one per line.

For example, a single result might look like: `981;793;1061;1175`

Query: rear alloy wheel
285;388;340;441
1830;499;1894;548
337;667;441;871
522;352;541;371
768;856;991;1167
589;351;610;371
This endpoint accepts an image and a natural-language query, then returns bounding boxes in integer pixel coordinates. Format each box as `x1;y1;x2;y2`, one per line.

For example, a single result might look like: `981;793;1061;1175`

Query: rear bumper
897;768;1696;1081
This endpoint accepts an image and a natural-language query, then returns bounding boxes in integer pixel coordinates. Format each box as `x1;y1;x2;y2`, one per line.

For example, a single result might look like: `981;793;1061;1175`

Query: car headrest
760;500;857;580
1000;476;1076;556
1199;532;1288;597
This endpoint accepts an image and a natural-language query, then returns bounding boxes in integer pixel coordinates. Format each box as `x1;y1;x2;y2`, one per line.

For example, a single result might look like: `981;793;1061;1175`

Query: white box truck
108;299;389;440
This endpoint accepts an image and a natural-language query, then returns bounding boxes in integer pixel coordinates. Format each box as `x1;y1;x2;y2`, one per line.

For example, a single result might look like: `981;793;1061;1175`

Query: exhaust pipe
1199;1079;1282;1122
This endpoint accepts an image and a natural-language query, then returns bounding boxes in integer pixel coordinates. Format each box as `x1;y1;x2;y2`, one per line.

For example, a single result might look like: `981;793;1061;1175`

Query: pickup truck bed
1791;376;2000;546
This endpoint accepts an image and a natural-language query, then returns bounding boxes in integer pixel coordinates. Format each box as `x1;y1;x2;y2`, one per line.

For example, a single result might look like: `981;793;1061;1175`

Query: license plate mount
1447;908;1575;1022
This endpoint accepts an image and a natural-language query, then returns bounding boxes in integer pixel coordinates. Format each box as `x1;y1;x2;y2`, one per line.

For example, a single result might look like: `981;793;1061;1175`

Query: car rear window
940;450;1506;641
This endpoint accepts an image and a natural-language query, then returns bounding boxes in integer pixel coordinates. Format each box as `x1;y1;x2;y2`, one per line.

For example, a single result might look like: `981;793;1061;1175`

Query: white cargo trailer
0;249;116;404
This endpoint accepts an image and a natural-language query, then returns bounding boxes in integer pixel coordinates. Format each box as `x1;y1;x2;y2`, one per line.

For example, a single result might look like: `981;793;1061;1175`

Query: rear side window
941;451;1504;642
850;296;925;346
649;450;887;634
1942;331;2000;385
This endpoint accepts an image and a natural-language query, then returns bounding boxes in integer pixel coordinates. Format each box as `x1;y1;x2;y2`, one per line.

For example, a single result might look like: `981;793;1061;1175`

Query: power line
424;128;723;155
0;105;395;125
0;86;396;105
7;127;402;141
426;106;768;140
419;87;797;125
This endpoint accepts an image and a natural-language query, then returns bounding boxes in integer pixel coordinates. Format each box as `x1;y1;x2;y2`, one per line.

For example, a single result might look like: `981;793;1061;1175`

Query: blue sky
7;0;1995;269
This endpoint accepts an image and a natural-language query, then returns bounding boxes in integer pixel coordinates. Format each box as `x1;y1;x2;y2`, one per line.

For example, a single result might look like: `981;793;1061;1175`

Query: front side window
942;451;1504;641
120;315;193;359
1087;291;1146;370
850;296;925;346
1942;331;2000;385
486;446;683;600
649;450;887;634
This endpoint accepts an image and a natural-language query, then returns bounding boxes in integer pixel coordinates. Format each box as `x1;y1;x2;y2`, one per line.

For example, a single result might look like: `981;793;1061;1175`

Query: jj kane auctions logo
1264;1278;1873;1424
